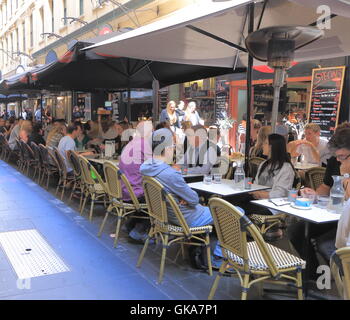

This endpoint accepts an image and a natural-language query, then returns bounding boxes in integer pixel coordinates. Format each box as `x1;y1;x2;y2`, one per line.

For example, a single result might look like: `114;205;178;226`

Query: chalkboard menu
158;88;169;111
308;66;345;138
215;80;230;120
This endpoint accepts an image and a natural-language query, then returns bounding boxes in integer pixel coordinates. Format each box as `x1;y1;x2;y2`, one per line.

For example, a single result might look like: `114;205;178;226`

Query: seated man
118;121;153;242
178;125;220;175
140;128;238;268
288;127;350;280
287;123;331;166
57;123;93;173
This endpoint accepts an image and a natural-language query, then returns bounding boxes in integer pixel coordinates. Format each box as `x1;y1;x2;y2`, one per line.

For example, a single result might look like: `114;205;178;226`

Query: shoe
263;228;283;242
211;255;224;270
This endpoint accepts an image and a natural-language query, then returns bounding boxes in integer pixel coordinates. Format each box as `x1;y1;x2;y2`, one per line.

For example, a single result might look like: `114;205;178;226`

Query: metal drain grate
0;229;70;279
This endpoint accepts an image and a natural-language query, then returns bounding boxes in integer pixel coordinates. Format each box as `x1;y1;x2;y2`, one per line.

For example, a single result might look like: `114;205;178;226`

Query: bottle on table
234;161;245;190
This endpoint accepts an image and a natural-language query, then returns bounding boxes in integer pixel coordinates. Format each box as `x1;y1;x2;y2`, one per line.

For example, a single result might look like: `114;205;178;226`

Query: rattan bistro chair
52;147;75;200
0;133;11;161
30;142;44;183
78;155;107;221
98;161;149;247
207;197;305;300
137;176;213;284
305;166;326;190
67;150;83;208
38;144;59;189
333;247;350;300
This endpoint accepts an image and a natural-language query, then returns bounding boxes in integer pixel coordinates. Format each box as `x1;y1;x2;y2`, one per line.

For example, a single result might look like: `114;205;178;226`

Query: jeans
188;206;245;258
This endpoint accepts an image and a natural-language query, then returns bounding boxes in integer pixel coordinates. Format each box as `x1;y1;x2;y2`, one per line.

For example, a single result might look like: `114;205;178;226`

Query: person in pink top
118;121;153;242
119;121;153;201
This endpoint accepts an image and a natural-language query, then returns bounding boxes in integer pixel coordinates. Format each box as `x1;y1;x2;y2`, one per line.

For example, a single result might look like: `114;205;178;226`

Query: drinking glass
317;196;330;209
213;174;222;184
203;175;212;185
244;177;253;190
305;193;316;206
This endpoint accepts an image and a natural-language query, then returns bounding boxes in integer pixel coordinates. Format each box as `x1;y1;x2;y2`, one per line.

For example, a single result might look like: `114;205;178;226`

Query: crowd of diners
1;99;350;283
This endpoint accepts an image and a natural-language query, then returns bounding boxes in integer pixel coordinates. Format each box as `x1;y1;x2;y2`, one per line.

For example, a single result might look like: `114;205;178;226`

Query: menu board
308;66;345;138
215;80;230;120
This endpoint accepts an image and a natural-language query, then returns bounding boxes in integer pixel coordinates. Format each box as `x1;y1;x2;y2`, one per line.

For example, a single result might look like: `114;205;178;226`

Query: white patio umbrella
84;0;350;68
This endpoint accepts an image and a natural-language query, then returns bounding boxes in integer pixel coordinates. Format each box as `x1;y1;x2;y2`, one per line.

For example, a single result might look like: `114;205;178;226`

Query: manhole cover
0;229;70;279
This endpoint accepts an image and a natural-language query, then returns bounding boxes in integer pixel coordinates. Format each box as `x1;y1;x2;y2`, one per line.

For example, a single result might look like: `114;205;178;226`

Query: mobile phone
269;198;291;206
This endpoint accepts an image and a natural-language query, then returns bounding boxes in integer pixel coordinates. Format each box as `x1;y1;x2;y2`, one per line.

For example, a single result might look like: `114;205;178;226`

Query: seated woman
249;125;271;159
46;123;66;148
74;122;91;151
233;134;295;218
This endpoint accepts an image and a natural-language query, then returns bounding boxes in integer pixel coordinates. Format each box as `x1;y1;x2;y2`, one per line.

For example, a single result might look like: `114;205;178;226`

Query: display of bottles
329;175;345;213
234;161;245;190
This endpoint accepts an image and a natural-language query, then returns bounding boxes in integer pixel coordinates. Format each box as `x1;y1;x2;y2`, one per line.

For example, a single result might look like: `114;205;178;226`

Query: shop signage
215;80;230;120
308;66;345;138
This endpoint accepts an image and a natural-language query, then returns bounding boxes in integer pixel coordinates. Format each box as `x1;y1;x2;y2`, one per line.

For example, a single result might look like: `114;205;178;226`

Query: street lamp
61;17;88;26
97;0;141;27
40;33;63;39
13;51;35;61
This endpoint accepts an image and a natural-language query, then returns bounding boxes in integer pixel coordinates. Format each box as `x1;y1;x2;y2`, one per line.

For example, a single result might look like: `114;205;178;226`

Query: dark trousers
287;221;337;280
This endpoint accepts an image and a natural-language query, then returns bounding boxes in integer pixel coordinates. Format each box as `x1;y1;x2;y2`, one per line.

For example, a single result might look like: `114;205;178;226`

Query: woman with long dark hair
250;133;295;201
232;134;295;218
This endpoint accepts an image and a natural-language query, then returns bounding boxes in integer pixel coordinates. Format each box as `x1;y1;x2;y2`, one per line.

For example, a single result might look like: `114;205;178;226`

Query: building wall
0;0;195;77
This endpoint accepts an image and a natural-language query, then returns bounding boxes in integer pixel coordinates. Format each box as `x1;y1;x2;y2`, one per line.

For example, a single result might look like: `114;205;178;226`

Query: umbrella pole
152;80;159;123
19;95;22;118
127;87;131;122
40;94;43;123
244;3;254;173
271;68;287;133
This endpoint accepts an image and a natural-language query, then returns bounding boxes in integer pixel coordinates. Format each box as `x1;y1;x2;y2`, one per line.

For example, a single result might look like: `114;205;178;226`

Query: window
63;0;67;25
79;0;84;16
40;7;44;35
49;0;54;32
30;14;33;47
22;22;25;52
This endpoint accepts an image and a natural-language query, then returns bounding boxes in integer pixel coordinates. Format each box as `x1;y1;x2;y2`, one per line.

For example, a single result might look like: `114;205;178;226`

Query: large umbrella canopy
28;34;244;92
84;0;350;67
0;65;44;94
0;94;27;103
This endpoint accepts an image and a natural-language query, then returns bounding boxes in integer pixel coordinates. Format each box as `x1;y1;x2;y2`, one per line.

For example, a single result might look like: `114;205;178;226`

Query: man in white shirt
58;123;93;173
177;125;220;175
287;123;331;166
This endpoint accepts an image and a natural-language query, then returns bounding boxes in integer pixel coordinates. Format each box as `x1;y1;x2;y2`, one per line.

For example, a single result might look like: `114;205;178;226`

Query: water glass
317;196;329;209
213;174;222;184
203;175;212;185
244;177;253;190
288;189;298;203
305;193;316;206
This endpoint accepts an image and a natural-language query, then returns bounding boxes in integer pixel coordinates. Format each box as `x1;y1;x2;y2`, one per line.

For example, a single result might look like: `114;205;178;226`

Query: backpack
188;236;218;271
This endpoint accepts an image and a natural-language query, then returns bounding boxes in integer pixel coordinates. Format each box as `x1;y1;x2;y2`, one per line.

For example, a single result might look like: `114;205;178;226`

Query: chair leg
296;268;304;300
208;261;228;300
68;181;77;204
80;192;89;215
89;193;96;221
158;234;169;284
55;177;61;195
79;185;84;211
205;234;213;276
98;206;111;237
61;180;66;200
137;228;153;268
241;274;250;300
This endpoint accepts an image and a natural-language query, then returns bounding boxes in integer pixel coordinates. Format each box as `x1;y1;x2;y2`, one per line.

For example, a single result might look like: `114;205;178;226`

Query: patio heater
245;26;323;132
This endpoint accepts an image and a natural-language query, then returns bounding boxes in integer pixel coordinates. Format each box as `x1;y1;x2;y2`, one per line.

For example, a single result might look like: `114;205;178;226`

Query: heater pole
271;67;286;133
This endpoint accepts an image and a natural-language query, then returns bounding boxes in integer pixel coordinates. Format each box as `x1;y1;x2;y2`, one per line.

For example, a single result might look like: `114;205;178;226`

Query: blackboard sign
308;66;345;138
215;80;230;120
